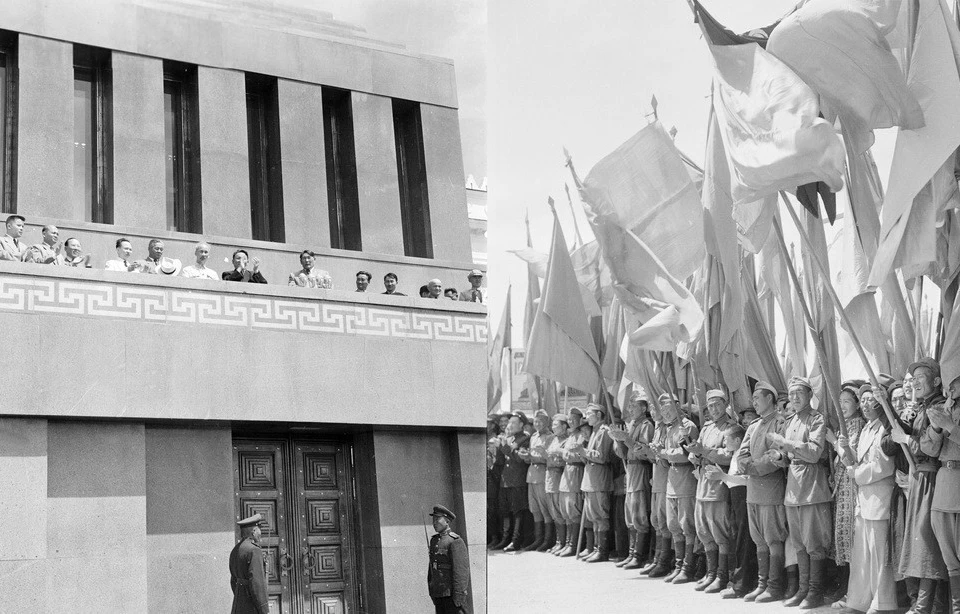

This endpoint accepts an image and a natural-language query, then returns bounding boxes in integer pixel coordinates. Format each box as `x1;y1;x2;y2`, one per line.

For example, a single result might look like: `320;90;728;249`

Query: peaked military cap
236;513;263;527
429;504;456;521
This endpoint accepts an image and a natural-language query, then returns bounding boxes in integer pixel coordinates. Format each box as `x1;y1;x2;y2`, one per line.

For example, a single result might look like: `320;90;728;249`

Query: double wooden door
233;438;359;614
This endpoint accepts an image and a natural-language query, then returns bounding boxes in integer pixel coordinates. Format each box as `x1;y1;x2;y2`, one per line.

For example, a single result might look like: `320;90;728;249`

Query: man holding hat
0;214;26;261
688;388;744;593
428;504;471;614
612;390;655;570
765;376;832;609
895;356;949;614
494;412;531;552
229;513;269;614
576;403;615;562
659;393;700;583
517;409;555;552
459;270;485;303
557;407;587;557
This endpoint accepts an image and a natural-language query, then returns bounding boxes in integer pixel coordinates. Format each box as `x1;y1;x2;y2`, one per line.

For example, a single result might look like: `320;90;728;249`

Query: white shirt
181;264;219;280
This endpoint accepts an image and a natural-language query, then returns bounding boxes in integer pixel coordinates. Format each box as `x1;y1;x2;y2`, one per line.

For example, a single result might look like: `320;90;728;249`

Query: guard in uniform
661;393;700;584
689;389;744;593
578;403;615;562
613;390;655;570
928;372;960;614
518;409;555;552
229;513;269;614
428;505;471;614
557;407;586;557
644;399;674;577
545;413;571;553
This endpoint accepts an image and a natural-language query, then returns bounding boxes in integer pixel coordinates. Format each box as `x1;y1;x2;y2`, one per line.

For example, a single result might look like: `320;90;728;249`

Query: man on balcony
23;225;61;264
181;242;219;280
134;239;165;274
104;238;141;272
0;214;27;261
459;270;485;303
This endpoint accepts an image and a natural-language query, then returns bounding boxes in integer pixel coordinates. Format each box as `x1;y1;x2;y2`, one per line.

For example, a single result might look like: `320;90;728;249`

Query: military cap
706;389;728;402
568;406;584;417
788;376;813;390
754;381;778;396
429;504;456;521
467;269;484;278
511;411;529;425
908;357;941;379
584;403;605;415
877;372;897;389
533;409;549;420
658;392;678;404
236;513;263;527
553;413;570;425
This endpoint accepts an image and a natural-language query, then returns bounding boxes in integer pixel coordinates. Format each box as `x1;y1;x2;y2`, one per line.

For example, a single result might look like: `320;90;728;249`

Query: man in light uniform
612;390;655;570
927;372;960;614
518;409;555;552
577;403;614;562
688;389;744;593
557;408;586;557
545;413;570;554
644;398;674;577
660;393;700;584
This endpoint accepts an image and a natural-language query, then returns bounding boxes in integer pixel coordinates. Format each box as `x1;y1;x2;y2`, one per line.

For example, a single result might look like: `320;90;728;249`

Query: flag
870;0;960;287
487;285;511;413
579;121;704;281
694;1;846;208
767;0;923;155
509;240;605;317
523;210;543;409
760;216;806;377
601;297;627;396
523;213;602;394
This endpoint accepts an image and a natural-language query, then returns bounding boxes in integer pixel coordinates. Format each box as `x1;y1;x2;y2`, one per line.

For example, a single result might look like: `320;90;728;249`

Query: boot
672;540;698;584
502;514;524;552
521;521;543;552
756;550;785;603
784;552;810;607
537;522;554;552
800;557;825;609
558;524;577;557
640;532;660;575
617;529;637;568
549;522;566;554
586;530;610;563
625;531;648;570
664;538;685;582
705;552;731;594
827;564;849;604
649;536;674;578
949;575;960;614
783;564;800;602
696;549;719;592
578;528;595;559
489;516;512;550
935;579;950;614
744;549;769;602
908;578;937;614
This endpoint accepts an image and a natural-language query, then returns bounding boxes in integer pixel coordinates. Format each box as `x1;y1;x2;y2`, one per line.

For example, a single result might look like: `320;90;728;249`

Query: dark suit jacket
222;269;267;283
229;537;269;614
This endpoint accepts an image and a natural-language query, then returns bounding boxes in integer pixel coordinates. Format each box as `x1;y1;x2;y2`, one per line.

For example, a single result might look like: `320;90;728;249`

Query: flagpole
564;184;585;248
780;193;915;469
772;215;847;439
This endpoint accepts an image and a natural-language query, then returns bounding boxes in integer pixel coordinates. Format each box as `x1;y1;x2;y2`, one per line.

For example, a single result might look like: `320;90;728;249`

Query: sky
487;0;861;340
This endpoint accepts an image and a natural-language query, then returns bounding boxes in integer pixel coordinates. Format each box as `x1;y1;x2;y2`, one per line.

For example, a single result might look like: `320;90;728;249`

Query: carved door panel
291;441;359;614
233;441;294;614
234;438;360;614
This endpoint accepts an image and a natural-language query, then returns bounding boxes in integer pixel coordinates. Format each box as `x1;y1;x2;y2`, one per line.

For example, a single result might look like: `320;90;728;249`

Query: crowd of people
0;214;486;301
487;357;960;614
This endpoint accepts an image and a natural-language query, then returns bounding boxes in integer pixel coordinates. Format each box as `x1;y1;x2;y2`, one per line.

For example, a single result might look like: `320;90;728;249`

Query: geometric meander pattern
0;275;488;343
312;593;344;614
306;499;340;534
307;545;343;582
303;453;337;490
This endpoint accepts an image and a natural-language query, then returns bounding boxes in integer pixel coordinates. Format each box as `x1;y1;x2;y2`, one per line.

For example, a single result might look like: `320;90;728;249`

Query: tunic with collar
650;422;669;494
614;417;655;493
693;417;744;501
459;288;484;303
924;400;960;512
662;417;699;498
428;528;471;613
524;431;554;485
581;424;614;493
735;412;787;505
498;432;530;489
853;418;896;521
229;536;269;614
781;406;831;506
560;432;585;494
181;264;220;280
545;434;568;494
23;243;59;264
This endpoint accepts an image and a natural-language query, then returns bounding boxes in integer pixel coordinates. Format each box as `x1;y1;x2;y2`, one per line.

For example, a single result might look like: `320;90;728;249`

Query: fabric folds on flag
487;286;511;413
580;121;704;281
523;215;602;395
870;0;960;287
767;0;923;155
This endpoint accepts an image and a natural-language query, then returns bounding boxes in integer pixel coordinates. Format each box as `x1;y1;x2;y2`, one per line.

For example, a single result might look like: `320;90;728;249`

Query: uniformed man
428;504;471;614
518;409;555;552
495;412;531;552
660;393;700;583
557;407;586;557
644;398;675;577
766;376;832;609
577;403;615;562
927;372;960;614
688;389;744;593
611;390;655;570
22;225;60;264
0;214;27;261
229;513;269;614
544;413;570;554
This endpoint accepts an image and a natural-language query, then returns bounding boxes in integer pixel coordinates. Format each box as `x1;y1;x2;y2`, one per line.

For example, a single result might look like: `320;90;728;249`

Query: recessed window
163;60;202;233
245;73;284;242
393;98;432;258
322;87;361;251
0;31;17;214
73;44;113;224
